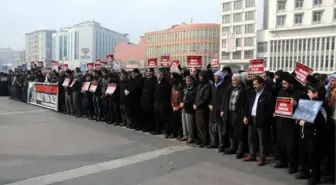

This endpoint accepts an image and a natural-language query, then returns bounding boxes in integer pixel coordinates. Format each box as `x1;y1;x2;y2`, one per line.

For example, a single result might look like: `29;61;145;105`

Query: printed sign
170;60;180;72
61;64;68;71
81;82;90;92
248;59;264;75
69;79;77;87
87;63;93;70
106;83;117;95
210;56;220;69
81;48;90;60
187;56;202;68
27;82;59;111
293;99;323;123
295;62;313;85
148;58;158;68
274;97;293;118
89;81;98;92
160;56;170;67
62;78;70;87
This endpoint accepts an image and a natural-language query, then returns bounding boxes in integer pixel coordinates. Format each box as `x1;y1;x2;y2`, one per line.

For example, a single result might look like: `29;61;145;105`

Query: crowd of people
6;65;336;185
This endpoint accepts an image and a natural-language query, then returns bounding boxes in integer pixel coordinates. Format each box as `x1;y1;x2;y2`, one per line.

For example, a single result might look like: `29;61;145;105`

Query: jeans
72;91;82;116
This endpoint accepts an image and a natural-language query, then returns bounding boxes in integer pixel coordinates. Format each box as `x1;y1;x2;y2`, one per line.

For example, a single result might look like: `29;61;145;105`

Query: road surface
0;97;329;185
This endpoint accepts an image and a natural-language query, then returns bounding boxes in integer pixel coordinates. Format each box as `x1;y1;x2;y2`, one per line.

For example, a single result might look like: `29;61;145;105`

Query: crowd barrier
27;82;59;111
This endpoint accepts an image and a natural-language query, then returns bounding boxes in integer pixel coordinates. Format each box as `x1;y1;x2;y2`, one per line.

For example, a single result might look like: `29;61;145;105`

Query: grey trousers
65;93;74;113
248;118;266;158
72;91;82;115
209;123;225;147
181;111;194;138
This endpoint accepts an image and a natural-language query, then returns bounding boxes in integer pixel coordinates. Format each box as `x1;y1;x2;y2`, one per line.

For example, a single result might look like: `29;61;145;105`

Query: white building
264;0;336;74
220;0;268;71
25;30;56;64
0;47;15;66
52;28;70;61
52;20;129;64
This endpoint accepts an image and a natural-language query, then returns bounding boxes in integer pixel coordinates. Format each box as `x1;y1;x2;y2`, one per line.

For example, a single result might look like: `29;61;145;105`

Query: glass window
278;1;286;11
245;11;255;21
233;13;242;22
244;37;254;46
294;14;303;25
236;38;242;47
233;26;242;34
313;0;322;6
222;15;231;24
244;50;254;59
245;0;255;8
222;27;230;36
233;0;242;9
257;42;268;52
295;0;303;8
222;3;231;12
277;15;286;27
312;11;323;23
222;39;227;48
334;8;336;20
244;24;254;33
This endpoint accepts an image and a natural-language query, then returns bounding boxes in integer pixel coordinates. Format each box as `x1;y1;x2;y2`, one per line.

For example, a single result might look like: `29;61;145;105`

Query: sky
0;0;220;50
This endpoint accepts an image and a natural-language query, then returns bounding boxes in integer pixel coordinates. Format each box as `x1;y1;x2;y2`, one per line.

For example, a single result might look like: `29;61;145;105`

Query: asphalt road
0;97;332;185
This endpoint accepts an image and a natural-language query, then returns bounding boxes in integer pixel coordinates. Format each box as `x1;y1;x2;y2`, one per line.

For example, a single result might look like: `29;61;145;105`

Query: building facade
114;36;146;69
59;21;130;63
144;23;220;68
25;30;55;63
0;48;15;66
13;50;26;68
220;0;268;70
264;0;336;74
52;28;70;61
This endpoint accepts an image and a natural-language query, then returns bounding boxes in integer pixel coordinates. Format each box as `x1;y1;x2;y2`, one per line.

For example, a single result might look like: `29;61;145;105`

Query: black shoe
206;144;217;149
224;149;236;154
236;153;244;159
199;143;206;148
288;167;298;174
295;172;310;180
274;162;288;168
218;146;224;153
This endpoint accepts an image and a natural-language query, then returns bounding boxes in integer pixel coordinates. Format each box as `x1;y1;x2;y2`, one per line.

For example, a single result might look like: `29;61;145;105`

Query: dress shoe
243;155;257;162
206;144;217;149
186;138;193;143
257;158;266;166
288;167;298;174
224;149;236;154
274;161;288;168
236;153;244;159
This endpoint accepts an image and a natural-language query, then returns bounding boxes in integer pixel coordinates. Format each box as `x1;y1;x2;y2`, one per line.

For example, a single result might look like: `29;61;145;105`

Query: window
221;39;227;48
334;8;336;21
312;11;322;23
244;37;254;46
236;38;242;47
245;11;255;20
277;15;286;27
233;0;242;9
257;42;268;52
244;51;254;59
278;0;286;11
233;13;242;22
222;27;230;35
295;0;303;9
233;26;242;34
294;14;303;25
313;0;322;6
245;24;254;33
222;3;231;12
222;15;230;24
245;0;255;8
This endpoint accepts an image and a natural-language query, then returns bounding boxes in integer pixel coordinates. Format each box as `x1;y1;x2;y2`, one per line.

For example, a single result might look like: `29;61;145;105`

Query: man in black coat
153;69;171;135
207;71;231;152
194;70;211;147
243;77;273;166
125;68;144;129
141;68;157;132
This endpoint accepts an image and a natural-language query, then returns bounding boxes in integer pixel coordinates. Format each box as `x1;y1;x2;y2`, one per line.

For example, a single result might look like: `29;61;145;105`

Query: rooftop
74;20;128;37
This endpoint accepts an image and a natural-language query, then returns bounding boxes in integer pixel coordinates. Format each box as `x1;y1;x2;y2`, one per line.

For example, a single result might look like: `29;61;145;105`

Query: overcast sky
0;0;220;50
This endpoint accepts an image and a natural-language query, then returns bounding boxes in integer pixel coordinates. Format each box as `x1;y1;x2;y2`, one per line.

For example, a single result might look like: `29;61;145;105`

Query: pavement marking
5;145;191;185
0;110;48;115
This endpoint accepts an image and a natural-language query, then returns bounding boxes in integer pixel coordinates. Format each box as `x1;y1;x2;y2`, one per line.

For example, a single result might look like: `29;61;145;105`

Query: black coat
245;88;273;128
194;82;211;111
182;86;197;114
119;79;130;105
141;76;157;111
72;74;84;92
127;75;143;104
221;84;248;140
209;81;228;123
154;78;172;110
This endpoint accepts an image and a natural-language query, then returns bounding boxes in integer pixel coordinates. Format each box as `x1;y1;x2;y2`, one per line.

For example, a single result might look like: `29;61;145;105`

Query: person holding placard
71;68;84;118
274;72;303;174
295;83;327;185
64;70;74;115
92;70;103;121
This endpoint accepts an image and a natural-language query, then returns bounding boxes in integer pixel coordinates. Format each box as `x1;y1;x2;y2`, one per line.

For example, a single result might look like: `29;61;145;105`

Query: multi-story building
0;47;15;66
25;30;56;63
144;23;220;68
13;50;26;68
59;20;130;63
220;0;268;70
52;28;70;61
264;0;336;74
